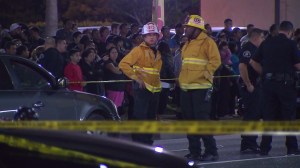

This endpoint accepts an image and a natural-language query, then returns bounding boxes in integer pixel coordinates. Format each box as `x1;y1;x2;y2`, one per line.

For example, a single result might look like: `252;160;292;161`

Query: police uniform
119;22;162;145
238;41;262;152
179;15;221;161
252;33;300;155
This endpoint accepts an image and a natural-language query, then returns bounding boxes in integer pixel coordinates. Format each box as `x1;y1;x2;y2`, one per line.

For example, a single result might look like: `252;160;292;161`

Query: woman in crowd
80;48;104;95
104;47;126;110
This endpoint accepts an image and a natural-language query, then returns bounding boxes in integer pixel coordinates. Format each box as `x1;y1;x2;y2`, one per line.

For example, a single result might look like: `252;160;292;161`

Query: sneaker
184;153;201;161
200;153;219;161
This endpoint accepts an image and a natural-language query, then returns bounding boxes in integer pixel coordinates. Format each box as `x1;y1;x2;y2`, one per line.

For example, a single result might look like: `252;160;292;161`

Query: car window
0;59;13;90
10;60;51;90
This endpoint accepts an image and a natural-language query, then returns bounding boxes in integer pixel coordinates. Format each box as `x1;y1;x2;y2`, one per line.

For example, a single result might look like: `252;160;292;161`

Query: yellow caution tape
1;121;300;135
0;134;144;168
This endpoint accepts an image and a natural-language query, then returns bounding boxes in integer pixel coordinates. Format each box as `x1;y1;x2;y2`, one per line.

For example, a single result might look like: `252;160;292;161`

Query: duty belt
264;73;294;81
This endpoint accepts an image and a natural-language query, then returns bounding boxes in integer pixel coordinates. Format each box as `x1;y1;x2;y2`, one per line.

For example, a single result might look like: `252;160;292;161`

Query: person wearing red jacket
64;49;85;91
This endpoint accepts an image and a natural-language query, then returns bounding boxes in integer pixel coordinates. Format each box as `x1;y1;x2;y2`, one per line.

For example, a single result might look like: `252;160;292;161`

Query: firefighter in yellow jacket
119;22;162;145
179;15;221;161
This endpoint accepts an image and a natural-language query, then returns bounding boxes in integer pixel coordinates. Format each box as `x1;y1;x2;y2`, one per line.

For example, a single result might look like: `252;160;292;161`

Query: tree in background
0;0;45;27
106;0;152;25
0;0;199;29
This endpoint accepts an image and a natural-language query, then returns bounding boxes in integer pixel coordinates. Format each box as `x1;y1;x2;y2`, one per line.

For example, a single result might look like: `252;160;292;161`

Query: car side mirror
57;77;68;88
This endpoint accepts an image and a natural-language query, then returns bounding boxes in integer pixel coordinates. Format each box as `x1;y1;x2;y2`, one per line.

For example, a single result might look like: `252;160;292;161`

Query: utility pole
45;0;58;37
275;0;280;25
152;0;164;30
152;0;158;24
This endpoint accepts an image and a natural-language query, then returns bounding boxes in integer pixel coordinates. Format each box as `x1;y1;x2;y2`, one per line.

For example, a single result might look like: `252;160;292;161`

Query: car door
0;56;78;120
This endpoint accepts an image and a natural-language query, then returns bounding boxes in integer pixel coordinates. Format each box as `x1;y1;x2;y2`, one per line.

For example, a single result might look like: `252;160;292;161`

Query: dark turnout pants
260;80;298;154
239;85;262;147
131;84;159;145
180;89;218;156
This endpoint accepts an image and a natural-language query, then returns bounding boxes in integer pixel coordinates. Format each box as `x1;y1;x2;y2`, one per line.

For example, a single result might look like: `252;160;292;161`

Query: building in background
200;0;300;30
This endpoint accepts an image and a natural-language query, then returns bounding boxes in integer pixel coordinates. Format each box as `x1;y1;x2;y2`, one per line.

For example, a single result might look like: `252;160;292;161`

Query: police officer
239;28;265;153
119;22;162;145
179;15;221;161
251;21;300;155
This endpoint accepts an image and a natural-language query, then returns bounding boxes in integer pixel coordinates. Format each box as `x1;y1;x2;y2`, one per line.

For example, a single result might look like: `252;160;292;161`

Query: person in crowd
67;31;82;51
218;18;233;41
38;37;67;78
56;18;76;44
159;25;172;46
119;23;133;55
293;28;300;41
205;24;217;41
217;31;228;45
104;47;126;109
229;42;240;75
119;22;162;145
239;28;265;153
44;36;56;50
172;35;188;119
266;24;279;40
229;27;242;52
16;45;30;59
129;33;141;47
179;15;220;161
8;23;27;43
169;23;184;55
31;45;45;62
98;26;110;56
157;41;175;119
82;29;92;39
91;29;101;52
114;36;126;62
64;48;85;91
80;48;104;95
251;21;300;156
127;23;139;37
28;26;45;52
106;23;120;43
4;41;17;55
215;41;235;118
219;41;232;65
240;24;255;47
12;39;22;47
78;35;91;52
228;41;240;116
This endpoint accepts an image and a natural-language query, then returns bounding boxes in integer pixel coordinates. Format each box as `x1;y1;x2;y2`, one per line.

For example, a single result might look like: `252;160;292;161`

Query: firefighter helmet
184;15;206;30
141;22;159;35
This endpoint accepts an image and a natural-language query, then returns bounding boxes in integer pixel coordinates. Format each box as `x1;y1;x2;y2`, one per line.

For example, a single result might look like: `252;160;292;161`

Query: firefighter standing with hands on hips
179;15;221;161
119;22;162;145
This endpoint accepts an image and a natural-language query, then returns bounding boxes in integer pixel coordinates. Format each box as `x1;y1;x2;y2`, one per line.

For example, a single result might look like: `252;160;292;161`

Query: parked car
0;128;196;168
0;55;120;121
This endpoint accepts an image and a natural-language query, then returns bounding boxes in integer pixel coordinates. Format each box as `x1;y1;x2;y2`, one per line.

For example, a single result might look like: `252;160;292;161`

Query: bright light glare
188;161;195;166
99;164;108;168
154;146;164;153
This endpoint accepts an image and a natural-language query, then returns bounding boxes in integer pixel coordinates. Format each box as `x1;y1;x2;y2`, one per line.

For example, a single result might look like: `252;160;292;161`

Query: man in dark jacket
38;37;67;78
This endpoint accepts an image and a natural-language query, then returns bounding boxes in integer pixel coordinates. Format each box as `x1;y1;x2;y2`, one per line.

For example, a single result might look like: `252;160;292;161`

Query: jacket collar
195;32;208;40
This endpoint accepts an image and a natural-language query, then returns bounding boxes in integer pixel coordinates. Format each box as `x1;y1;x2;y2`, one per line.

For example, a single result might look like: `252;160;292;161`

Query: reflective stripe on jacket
119;42;162;93
179;33;221;90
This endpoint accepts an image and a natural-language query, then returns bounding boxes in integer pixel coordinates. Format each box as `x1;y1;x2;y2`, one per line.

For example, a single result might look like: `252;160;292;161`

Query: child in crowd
64;48;85;91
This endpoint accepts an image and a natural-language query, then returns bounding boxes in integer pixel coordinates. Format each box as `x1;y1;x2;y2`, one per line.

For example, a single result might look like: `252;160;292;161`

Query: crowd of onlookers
1;18;300;119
